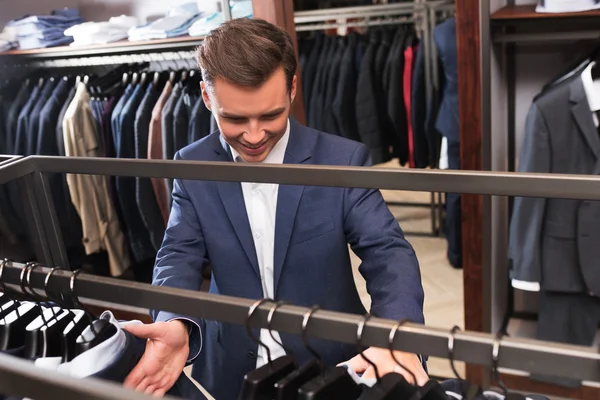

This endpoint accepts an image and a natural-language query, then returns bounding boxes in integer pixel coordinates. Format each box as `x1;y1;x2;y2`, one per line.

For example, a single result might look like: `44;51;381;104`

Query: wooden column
455;0;484;385
252;0;306;125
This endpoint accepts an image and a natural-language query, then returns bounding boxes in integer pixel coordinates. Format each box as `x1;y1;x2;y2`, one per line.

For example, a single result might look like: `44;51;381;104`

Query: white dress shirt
511;61;600;292
229;119;291;368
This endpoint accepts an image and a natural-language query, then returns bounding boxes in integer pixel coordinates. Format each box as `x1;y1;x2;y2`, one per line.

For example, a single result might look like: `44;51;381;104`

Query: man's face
201;67;297;163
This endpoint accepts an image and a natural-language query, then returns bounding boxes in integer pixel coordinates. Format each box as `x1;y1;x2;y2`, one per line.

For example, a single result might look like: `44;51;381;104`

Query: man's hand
123;320;190;397
343;347;429;386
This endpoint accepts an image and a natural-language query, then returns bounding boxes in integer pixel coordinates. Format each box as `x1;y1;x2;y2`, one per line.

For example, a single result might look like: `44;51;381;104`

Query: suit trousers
533;291;600;388
445;137;462;267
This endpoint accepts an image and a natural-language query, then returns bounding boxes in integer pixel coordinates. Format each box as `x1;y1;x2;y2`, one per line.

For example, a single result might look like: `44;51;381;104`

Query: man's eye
262;114;280;120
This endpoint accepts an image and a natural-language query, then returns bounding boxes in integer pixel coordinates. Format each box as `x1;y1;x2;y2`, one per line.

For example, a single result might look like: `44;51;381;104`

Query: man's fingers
144;385;157;395
393;365;416;385
124;361;147;389
342;354;369;373
135;376;152;393
362;366;376;379
123;323;161;340
153;389;167;398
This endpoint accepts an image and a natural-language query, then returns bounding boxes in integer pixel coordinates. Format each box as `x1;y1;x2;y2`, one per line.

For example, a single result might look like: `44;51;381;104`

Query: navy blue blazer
433;17;458;143
151;119;424;399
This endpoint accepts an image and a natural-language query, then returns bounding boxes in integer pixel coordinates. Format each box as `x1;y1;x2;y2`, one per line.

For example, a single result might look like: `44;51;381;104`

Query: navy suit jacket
151;119;424;399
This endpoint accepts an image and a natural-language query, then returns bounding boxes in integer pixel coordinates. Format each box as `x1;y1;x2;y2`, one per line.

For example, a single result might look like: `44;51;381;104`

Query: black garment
533;291;600;388
188;95;212;143
308;35;334;130
27;79;57;156
172;87;194;153
333;32;360;141
302;34;323;123
387;27;409;164
57;86;76;157
116;83;155;264
134;83;165;252
445;138;461;268
37;78;83;250
5;81;31;154
411;40;432;169
322;37;346;136
356;30;391;165
162;82;181;161
14;84;41;155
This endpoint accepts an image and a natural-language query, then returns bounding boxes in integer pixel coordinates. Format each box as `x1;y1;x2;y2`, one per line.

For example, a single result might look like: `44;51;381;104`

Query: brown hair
196;18;297;92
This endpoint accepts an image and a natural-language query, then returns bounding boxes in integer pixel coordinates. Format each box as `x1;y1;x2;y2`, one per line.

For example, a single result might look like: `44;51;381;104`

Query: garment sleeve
151;151;207;363
508;102;550;288
343;143;424;324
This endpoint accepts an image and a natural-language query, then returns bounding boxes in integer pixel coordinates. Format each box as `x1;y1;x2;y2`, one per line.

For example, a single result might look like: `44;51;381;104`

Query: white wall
0;0;220;27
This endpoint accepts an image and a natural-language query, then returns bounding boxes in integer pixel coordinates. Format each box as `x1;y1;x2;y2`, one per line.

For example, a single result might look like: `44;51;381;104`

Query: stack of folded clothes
6;8;84;50
65;15;138;46
189;0;253;37
0;26;17;52
536;0;600;12
128;3;202;41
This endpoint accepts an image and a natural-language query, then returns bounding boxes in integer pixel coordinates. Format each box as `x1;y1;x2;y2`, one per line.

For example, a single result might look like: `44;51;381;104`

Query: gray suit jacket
509;76;600;295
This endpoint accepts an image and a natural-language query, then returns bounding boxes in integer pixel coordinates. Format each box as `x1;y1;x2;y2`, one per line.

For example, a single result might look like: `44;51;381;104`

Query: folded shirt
188;0;253;37
17;35;73;50
65;15;138;46
128;3;202;41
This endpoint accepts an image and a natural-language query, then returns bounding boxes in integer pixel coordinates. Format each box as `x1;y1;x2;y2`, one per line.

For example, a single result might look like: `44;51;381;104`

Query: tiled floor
189;163;466;398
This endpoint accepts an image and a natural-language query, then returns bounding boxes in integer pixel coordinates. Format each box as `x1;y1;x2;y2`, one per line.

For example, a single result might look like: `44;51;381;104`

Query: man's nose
244;122;265;144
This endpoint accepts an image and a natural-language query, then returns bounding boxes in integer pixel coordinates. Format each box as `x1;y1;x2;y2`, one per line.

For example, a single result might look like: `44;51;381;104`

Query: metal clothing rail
2;154;600;269
0;351;177;400
2;261;600;383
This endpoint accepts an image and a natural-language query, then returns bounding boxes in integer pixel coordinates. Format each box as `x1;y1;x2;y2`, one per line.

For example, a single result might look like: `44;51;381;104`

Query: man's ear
290;75;297;103
200;81;212;111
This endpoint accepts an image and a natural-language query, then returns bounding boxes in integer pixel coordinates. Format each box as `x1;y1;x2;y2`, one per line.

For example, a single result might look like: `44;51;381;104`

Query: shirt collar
229;119;290;164
581;62;600;112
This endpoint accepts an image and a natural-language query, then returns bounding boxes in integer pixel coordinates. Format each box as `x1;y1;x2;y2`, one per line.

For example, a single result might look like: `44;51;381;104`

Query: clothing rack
295;1;455;237
0;260;600;395
1;154;600;273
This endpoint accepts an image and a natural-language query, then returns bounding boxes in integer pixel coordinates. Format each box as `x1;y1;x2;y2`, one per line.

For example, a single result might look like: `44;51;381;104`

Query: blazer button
247;351;257;359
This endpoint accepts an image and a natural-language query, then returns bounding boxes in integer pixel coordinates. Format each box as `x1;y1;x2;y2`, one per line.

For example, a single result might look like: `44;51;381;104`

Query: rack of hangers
294;1;455;237
0;259;598;400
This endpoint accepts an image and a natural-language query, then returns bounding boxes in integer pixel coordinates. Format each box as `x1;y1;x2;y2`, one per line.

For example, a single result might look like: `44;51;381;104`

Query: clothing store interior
1;0;600;399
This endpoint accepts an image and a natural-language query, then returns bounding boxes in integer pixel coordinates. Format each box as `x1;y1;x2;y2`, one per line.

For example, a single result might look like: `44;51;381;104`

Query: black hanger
359;318;418;400
275;305;322;399
0;259;14;308
239;299;297;400
0;262;43;352
60;269;91;362
72;270;117;357
298;311;362;400
24;267;76;359
492;332;526;400
446;326;480;400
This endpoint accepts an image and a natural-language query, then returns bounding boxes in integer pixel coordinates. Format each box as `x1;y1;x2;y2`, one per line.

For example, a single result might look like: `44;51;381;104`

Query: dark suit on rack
333;32;360;142
431;17;461;267
152;119;424;400
28;78;57;156
116;83;156;264
302;33;323;122
509;72;600;387
356;30;391;165
135;83;165;252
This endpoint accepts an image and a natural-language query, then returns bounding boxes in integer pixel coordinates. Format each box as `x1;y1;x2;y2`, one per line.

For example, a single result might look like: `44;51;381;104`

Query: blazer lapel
274;120;313;295
570;78;600;170
214;135;261;280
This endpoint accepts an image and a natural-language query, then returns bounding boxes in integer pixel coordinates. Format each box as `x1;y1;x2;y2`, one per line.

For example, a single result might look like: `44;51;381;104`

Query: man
123;18;427;399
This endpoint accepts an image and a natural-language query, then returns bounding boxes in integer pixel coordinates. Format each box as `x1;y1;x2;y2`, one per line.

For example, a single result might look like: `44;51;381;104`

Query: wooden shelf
492;4;600;20
0;35;205;59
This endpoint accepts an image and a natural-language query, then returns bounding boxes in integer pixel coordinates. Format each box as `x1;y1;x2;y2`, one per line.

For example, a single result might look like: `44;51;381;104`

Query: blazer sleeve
151;151;208;362
343;144;425;324
508;102;550;285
